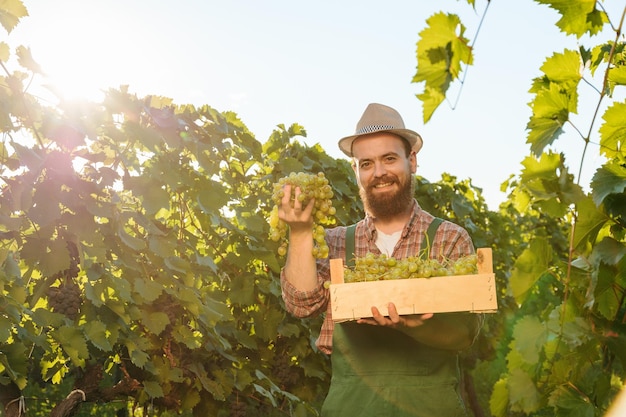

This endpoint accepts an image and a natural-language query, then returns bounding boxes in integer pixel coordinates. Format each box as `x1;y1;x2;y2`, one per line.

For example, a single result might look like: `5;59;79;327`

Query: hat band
356;124;397;135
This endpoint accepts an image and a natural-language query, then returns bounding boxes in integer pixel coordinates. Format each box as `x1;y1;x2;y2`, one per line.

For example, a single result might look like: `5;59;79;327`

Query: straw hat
338;103;423;157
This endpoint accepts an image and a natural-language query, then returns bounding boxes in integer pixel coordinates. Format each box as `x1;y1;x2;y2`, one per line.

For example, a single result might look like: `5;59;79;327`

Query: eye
359;161;372;169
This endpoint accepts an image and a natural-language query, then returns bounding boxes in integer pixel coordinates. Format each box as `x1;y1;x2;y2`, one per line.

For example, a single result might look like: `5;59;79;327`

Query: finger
421;313;434;320
370;306;388;325
280;184;293;208
387;303;402;325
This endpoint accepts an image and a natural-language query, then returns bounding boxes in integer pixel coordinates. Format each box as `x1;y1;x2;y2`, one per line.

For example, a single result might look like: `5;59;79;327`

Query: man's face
351;133;417;220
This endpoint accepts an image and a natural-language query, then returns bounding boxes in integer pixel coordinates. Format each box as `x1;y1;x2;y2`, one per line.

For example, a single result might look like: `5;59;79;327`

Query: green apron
321;218;469;416
320;322;469;417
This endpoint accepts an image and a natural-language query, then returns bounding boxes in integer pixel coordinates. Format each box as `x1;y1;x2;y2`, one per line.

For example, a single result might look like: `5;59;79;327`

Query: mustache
369;176;397;188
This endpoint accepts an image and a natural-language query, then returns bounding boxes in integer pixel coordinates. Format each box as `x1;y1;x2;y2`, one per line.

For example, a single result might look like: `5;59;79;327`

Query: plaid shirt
280;200;476;354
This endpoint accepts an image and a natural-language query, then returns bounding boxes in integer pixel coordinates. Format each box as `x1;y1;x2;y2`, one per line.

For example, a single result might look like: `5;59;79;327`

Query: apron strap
422;217;443;257
345;224;356;268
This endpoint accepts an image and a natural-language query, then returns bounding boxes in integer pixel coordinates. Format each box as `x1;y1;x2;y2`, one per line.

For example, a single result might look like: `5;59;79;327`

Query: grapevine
343;253;478;283
268;172;336;259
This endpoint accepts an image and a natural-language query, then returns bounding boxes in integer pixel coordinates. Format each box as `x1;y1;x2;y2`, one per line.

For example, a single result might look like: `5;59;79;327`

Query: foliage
414;0;626;416
1;5;365;412
1;0;625;417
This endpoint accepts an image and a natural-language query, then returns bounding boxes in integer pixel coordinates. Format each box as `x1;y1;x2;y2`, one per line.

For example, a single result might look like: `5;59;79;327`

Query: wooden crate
329;248;497;322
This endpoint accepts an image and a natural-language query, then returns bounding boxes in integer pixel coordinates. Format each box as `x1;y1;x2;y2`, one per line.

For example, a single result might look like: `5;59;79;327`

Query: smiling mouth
372;181;395;189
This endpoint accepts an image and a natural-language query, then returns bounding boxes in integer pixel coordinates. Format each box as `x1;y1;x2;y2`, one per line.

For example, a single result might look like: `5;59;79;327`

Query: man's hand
356;302;434;328
278;184;315;231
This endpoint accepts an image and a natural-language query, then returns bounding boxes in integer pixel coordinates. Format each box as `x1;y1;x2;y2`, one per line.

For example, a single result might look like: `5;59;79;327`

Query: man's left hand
356;303;434;328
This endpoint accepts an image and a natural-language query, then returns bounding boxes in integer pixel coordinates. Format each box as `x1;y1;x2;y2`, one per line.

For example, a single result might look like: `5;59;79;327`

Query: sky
6;0;623;209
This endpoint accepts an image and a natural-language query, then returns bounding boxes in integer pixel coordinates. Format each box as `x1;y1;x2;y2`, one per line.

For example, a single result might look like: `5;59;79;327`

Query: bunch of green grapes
268;172;336;258
344;253;478;283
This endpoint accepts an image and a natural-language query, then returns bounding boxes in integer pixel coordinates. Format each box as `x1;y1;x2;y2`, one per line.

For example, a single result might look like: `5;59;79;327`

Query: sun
13;3;137;102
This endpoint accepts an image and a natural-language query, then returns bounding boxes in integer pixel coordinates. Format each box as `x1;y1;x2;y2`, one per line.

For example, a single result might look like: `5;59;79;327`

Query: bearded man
278;103;482;417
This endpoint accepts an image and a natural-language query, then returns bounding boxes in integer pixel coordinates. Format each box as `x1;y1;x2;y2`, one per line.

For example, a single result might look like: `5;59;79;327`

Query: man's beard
360;174;415;220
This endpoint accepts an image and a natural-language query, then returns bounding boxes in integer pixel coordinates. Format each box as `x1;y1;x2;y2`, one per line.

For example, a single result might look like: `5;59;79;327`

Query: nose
373;161;387;177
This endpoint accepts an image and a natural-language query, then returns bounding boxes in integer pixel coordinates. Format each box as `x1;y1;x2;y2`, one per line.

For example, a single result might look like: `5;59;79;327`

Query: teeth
375;182;392;188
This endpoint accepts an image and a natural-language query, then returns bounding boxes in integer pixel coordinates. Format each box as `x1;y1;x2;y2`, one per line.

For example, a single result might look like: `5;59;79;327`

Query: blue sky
9;1;623;208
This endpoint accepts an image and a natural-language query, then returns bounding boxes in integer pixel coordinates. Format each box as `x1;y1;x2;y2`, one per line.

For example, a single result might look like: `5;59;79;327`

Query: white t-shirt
375;229;401;256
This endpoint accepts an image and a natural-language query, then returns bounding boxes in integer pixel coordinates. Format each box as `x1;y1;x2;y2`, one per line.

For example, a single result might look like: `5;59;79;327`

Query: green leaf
416;87;446;124
141;183;170;215
83;320;113;351
0;342;28;389
148;235;176;259
164;256;190;274
594;261;621;319
142;311;170;335
548;385;595;416
508;368;540;413
548;306;591;347
489;378;509;417
31;308;65;328
573;196;608;250
413;12;471;122
172;324;202;349
599;102;626;159
197;180;229;212
536;0;606;38
0;315;12;343
54;325;89;365
608;64;626;88
513;316;547;364
526;83;571;155
0;0;28;34
126;339;150;368
228;274;255;305
510;238;552;303
133;277;163;302
253;383;278;407
540;49;582;82
118;227;146;251
250;306;284;341
591;160;626;206
187;362;228;399
415;12;471;82
143;380;164;398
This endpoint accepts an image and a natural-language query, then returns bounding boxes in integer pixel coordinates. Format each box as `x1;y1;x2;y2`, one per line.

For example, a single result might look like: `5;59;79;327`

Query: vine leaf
548;385;595;416
0;0;28;34
54;326;89;365
526;84;571;155
513;316;546;364
509;238;552;304
536;0;607;38
594;260;623;320
84;320;114;351
142;311;170;335
413;12;472;123
573;196;608;249
507;368;540;414
143;380;164;398
489;378;509;417
599;102;626;159
591;159;626;205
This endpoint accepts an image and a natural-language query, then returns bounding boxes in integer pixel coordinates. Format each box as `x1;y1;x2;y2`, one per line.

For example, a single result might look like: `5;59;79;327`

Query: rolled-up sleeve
280;269;329;318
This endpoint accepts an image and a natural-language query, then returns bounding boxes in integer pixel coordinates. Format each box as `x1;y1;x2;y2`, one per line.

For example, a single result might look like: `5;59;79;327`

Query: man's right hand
278;184;315;231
